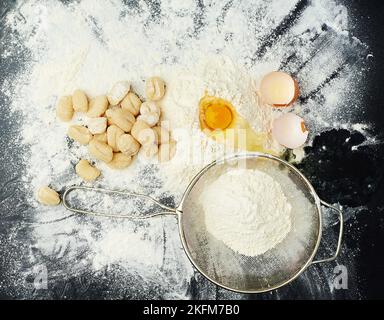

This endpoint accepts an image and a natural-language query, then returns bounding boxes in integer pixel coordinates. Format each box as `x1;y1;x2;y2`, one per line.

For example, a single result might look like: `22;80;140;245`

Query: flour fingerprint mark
299;65;346;104
216;0;234;30
296;34;368;97
191;0;207;37
252;0;309;61
144;0;161;25
85;15;107;45
272;23;367;104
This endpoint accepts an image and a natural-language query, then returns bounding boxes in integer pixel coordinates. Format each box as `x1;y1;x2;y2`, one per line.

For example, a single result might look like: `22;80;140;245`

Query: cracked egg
198;95;274;153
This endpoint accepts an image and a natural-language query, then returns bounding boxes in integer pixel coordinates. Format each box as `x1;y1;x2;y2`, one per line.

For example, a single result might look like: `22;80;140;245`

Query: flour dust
0;0;370;298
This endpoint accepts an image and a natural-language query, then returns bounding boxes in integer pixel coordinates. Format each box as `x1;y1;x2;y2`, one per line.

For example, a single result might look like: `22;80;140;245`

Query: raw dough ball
117;134;140;156
87;117;107;134
107;125;124;152
56;96;74;122
87;95;108;118
107;152;133;169
72;89;88;112
105;107;135;132
107;81;130;105
67;125;92;145
37;186;60;206
75;159;100;182
158;141;177;162
145;77;165;101
88;139;113;163
121;92;142;116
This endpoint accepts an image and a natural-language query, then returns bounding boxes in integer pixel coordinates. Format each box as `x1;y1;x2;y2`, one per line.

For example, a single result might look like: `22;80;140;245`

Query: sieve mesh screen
179;156;320;292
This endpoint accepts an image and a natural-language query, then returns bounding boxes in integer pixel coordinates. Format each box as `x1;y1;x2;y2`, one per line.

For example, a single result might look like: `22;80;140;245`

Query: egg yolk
198;95;278;154
204;103;233;130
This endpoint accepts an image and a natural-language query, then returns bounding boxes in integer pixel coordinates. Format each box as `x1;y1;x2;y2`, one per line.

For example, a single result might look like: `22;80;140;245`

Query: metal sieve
63;152;343;293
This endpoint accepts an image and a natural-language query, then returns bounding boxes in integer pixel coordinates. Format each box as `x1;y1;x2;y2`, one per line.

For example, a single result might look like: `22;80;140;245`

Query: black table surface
0;0;383;300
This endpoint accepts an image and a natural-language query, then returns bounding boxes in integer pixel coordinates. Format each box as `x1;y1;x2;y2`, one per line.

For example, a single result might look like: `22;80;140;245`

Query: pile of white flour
200;169;292;256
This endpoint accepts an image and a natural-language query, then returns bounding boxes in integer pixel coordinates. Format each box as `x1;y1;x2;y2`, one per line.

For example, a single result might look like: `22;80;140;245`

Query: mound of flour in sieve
200;169;292;256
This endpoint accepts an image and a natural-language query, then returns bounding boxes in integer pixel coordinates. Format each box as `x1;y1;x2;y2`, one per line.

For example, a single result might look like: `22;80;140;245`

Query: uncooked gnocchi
67;125;92;145
56;78;171;174
139;144;158;160
107;125;124;152
137;112;159;127
37;186;60;206
121;92;142;116
145;77;165;101
158;141;176;162
87;117;107;134
138;128;158;146
140;101;160;115
56;96;74;122
72;89;88;112
153;126;169;144
93;132;108;143
107;81;130;106
87;95;108;118
88;139;113;163
75;159;100;181
117;134;140;156
105;107;135;132
131;120;150;142
131;120;158;145
138;102;160;127
107;152;133;169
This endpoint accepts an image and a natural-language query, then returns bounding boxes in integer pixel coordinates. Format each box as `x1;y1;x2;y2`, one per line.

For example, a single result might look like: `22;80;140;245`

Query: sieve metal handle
62;185;177;219
311;200;344;265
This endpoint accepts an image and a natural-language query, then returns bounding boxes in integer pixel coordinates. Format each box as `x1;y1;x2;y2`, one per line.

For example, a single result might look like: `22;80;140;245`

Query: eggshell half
260;71;299;107
272;113;308;149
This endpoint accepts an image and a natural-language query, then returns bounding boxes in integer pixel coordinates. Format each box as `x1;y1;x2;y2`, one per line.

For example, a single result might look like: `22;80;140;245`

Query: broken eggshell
259;71;299;107
272;113;308;149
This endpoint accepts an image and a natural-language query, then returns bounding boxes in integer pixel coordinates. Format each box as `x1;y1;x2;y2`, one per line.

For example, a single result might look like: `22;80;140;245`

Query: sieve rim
176;152;323;294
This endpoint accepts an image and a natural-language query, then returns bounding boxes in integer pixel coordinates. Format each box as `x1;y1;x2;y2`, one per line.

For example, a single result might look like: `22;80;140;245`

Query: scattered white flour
161;54;273;132
200;169;292;256
0;0;370;298
159;56;281;196
199;56;273;133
